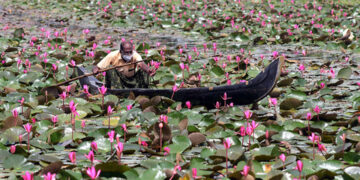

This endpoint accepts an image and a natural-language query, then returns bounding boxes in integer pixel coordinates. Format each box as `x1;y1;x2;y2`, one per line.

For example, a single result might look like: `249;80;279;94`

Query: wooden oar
53;60;144;87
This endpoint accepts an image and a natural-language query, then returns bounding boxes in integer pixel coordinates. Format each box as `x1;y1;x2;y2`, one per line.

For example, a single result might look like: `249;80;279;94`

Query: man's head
120;41;133;62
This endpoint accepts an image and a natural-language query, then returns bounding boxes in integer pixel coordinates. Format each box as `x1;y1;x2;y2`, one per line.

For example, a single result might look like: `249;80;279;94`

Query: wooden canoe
77;57;284;109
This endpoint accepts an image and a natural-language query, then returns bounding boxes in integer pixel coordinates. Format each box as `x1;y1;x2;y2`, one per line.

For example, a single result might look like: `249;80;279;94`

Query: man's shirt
97;50;142;77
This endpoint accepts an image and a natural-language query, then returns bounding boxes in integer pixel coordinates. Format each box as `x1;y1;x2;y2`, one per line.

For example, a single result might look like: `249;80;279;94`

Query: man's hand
148;68;156;76
138;62;156;76
92;66;99;74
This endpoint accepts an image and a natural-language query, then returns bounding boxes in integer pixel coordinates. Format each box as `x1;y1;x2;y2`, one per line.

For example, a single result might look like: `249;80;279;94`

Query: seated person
92;41;155;89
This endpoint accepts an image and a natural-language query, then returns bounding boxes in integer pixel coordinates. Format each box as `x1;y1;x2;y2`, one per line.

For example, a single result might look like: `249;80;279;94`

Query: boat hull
77;58;284;109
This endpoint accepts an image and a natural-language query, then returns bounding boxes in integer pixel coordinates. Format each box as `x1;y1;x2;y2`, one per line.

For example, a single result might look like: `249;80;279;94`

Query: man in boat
92;41;155;89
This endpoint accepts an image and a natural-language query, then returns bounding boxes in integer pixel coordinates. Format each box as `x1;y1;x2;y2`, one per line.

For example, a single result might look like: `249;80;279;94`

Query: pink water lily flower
60;91;67;100
172;84;178;92
99;85;107;95
69;152;76;164
51;115;58;126
296;160;303;172
226;79;231;86
314;105;321;114
185;101;191;109
22;171;34;180
83;85;90;95
69;100;76;109
66;85;72;93
306;112;312;120
91;142;98;152
299;64;305;73
70;60;76;67
52;64;57;71
236;126;246;137
244;110;253;119
107;105;113;115
221;92;228;101
108;130;115;143
83;29;90;35
12;109;18;118
251;120;259;129
270;98;277;106
192;168;200;179
115;141;124;153
317;143;327;153
121;124;128;133
141;141;148;147
329;67;335;78
10;145;16;154
212;42;216;50
272;51;278;58
179;63;185;70
223;138;231;149
279;153;286;163
69;101;79;117
43;172;56;180
160;115;168;123
86;166;101;180
265;130;269;139
302;49;306;56
340;133;346;142
23;123;32;133
18;97;25;105
241;165;250;177
308;133;319;143
246;126;253;136
164;147;170;155
115;141;124;164
81;120;86;129
85;150;95;163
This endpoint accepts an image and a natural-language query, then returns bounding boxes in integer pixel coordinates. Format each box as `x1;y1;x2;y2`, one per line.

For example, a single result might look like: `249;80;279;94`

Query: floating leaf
19;72;41;85
139;169;166;180
167;135;191;154
1;127;25;143
280;98;303;110
95;161;130;178
102;116;120;127
337;67;352;79
59;128;85;143
3;154;26;169
210;66;224;77
253;145;280;161
188;133;206;146
344;166;360;179
317;160;343;171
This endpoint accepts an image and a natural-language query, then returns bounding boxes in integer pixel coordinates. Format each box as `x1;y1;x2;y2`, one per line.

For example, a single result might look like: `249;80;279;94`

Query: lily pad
337;67;352;79
95;161;131;178
344;166;360;180
188;133;206;146
280;98;303;110
166;135;191;154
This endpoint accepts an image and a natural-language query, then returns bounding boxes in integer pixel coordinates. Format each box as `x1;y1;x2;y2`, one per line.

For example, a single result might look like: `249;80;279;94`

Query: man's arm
138;62;155;76
92;65;100;74
133;51;155;76
92;51;117;74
